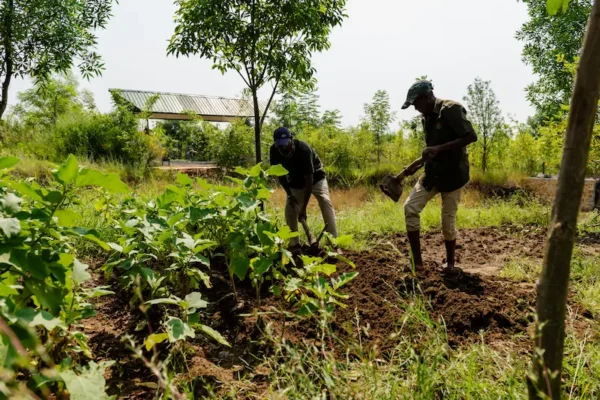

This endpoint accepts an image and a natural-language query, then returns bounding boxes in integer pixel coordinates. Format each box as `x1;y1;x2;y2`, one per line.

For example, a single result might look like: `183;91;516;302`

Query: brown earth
83;225;598;399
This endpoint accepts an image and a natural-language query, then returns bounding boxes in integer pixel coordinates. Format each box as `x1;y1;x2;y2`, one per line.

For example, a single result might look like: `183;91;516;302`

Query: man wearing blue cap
400;80;478;272
270;127;338;249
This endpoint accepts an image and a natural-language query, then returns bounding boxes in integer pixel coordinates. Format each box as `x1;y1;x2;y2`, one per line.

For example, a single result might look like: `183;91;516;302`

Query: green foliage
168;0;348;162
464;77;504;172
0;0;114;119
0;155;126;398
157;118;216;161
208;120;254;169
516;0;592;123
363;90;396;164
12;73;92;128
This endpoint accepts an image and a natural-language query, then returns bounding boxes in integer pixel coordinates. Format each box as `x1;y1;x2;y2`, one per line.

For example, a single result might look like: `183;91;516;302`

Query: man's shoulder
295;139;311;151
439;99;465;112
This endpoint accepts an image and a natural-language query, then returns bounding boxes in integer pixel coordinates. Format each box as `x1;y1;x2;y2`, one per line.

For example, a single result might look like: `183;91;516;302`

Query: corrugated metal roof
109;89;267;118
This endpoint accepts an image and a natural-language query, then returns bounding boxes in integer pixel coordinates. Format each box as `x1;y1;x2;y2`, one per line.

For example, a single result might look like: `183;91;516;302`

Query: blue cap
274;127;292;146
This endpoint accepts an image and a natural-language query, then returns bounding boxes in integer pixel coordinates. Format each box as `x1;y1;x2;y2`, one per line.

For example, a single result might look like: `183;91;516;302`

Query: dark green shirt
421;99;475;193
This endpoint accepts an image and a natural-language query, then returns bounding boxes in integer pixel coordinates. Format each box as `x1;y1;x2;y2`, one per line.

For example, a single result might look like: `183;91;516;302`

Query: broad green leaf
25;280;67;315
166;317;195;342
16;308;65;331
71;229;110;251
73;259;91;285
187;268;211;288
76;168;130;194
277;225;300;241
0;157;19;170
252;257;272;276
0;193;22;213
297;299;319;317
157;189;183;209
144;333;169;351
5;181;44;202
184;292;208;309
234;166;249;175
107;243;123;253
237;193;259;211
330;254;356;268
249;163;262;177
198;324;230;347
332;272;359;290
54;209;80;227
176;232;195;250
307;263;337;276
55;154;79;185
0;218;20;238
231;257;250;280
266;164;288;177
59;361;112;400
334;235;353;248
88;287;115;298
176;172;194;186
0;282;18;296
285;277;302;292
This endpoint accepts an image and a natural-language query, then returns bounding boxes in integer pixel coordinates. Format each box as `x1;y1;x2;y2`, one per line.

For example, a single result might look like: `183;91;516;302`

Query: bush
53;107;164;175
209;119;254;169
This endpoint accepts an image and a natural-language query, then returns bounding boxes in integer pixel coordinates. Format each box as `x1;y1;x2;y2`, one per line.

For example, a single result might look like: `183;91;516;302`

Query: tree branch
0;0;15;120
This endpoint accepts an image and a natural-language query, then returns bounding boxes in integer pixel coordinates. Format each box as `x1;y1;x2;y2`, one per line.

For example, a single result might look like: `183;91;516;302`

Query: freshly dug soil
84;225;596;399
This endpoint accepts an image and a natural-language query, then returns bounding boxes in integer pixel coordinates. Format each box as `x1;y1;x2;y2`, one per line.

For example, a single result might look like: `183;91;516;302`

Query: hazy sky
8;0;536;127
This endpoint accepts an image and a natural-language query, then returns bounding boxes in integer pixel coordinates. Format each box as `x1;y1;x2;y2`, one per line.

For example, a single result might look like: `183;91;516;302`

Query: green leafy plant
0;154;128;398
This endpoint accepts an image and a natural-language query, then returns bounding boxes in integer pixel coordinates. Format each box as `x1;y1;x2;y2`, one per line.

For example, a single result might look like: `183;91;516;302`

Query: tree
463;78;504;172
528;0;600;399
168;0;347;164
516;0;592;123
363;90;396;164
321;109;342;128
0;0;114;120
12;73;88;127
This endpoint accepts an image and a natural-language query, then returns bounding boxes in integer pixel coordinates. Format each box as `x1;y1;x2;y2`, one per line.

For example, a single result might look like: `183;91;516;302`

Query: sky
7;0;536;128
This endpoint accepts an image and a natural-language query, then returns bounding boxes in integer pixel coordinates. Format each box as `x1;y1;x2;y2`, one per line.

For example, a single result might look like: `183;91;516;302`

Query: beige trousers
404;181;462;241
285;179;338;246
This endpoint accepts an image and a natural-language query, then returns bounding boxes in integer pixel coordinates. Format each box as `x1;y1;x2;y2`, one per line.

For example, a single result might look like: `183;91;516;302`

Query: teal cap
401;80;434;109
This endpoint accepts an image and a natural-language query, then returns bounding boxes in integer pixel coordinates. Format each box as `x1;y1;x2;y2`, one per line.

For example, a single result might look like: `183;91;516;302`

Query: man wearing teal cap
400;80;477;272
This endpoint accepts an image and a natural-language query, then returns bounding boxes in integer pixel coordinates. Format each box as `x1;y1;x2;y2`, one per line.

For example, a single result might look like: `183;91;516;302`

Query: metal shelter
109;89;267;122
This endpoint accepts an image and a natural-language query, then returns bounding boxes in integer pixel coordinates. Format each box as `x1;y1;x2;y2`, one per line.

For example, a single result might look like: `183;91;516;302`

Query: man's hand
288;195;299;210
422;146;441;161
298;206;308;223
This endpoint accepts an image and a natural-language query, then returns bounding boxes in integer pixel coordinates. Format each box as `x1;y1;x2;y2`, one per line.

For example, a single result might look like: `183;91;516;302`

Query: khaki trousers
404;181;462;241
285;179;338;246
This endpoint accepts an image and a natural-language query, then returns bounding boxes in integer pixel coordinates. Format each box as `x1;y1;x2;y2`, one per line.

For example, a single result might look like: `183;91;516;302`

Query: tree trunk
0;0;14;121
252;89;262;164
528;1;600;398
482;141;488;172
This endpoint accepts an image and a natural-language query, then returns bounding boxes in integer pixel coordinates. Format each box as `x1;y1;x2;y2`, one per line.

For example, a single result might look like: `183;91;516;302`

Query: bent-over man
269;127;338;248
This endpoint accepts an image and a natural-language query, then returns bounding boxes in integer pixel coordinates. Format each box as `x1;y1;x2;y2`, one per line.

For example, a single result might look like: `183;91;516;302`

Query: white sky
7;0;536;128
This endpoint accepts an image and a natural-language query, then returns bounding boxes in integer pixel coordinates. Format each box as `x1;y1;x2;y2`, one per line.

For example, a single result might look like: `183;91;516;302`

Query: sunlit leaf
59;361;113;400
332;272;359;290
249;163;262;177
176;172;194;186
145;298;180;306
184;292;208;309
252;257;272;276
54;209;80;227
266;164;288;177
5;181;44;202
55;154;79;185
0;218;20;238
73;259;91;285
166;317;195;342
16;308;66;331
0;193;22;213
76;168;130;193
0;156;19;170
144;333;169;351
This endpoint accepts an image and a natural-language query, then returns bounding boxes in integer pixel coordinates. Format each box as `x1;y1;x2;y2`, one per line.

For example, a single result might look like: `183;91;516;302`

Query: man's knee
404;199;421;231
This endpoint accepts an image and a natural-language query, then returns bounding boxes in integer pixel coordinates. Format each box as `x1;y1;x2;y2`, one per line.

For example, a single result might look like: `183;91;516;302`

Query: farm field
1;157;591;399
